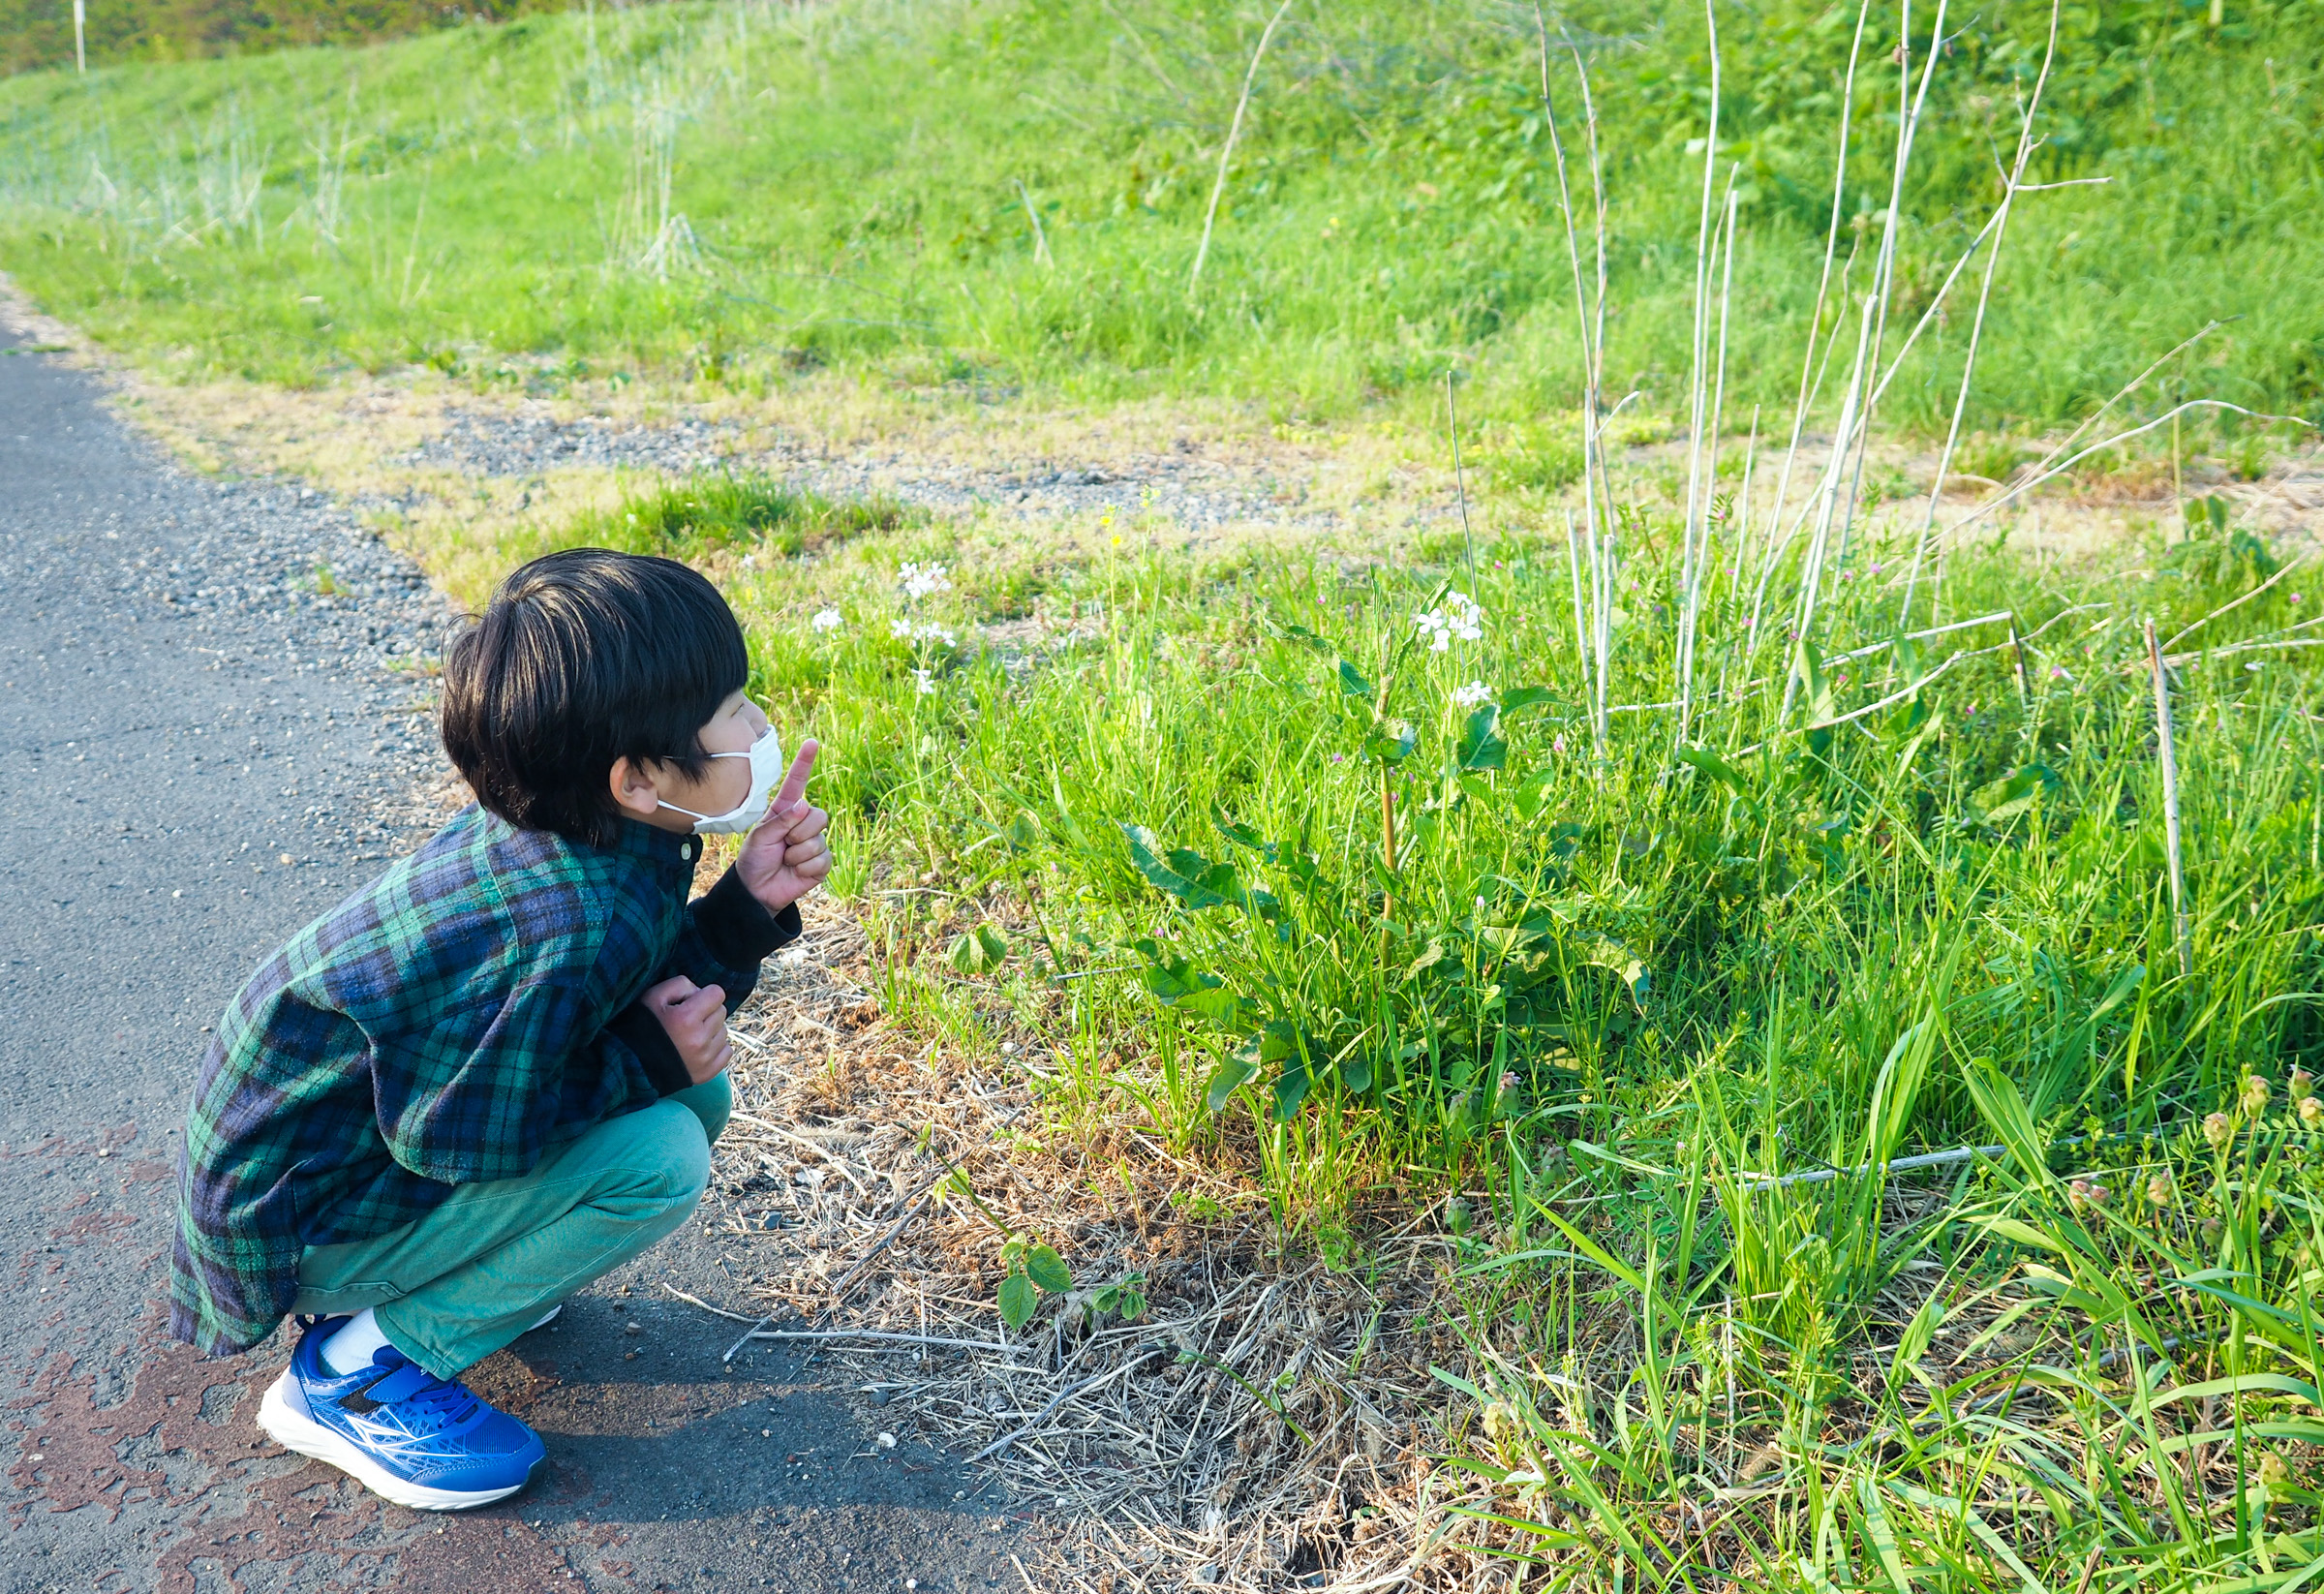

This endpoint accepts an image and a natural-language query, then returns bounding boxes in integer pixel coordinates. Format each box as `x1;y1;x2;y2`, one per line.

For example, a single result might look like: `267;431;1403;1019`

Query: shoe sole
259;1368;540;1512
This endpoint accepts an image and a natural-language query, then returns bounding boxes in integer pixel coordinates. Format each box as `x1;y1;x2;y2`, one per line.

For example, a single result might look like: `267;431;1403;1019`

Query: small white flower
890;618;915;639
810;607;843;633
1452;681;1491;708
912;667;937;695
899;562;953;601
1415;593;1484;651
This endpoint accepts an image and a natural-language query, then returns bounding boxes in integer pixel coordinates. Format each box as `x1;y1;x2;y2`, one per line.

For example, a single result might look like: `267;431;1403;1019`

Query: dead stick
827;1182;936;1303
744;1328;1032;1356
2147;617;2193;979
968;1348;1168;1465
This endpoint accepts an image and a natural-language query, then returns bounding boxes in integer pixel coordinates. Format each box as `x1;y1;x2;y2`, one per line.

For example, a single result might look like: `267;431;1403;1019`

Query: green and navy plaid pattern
170;805;797;1356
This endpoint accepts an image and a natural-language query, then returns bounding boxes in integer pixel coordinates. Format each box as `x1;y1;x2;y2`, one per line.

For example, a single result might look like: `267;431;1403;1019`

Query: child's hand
644;975;733;1084
738;740;833;913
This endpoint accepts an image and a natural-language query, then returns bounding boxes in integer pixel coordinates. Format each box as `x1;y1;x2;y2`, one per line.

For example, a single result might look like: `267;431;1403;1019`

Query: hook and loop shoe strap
345;1361;443;1409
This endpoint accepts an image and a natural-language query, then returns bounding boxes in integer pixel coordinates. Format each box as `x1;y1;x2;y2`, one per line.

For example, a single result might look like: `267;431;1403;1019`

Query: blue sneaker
258;1315;546;1511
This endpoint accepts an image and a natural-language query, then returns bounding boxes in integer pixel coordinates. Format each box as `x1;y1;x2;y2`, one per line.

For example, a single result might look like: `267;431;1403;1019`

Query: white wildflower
1452;681;1491;709
891;618;916;639
810;607;843;633
1415;592;1484;652
912;667;937;695
899;562;953;601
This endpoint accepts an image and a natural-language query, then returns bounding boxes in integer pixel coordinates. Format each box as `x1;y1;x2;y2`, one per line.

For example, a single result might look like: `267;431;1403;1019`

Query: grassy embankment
0;0;2320;444
8;1;2324;1586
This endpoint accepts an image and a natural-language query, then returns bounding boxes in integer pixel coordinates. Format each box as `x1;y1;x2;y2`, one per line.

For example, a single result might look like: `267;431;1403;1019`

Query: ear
608;755;664;820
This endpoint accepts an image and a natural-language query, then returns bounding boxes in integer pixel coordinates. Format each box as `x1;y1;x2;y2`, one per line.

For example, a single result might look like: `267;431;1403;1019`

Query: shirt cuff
603;1001;693;1097
693;867;803;970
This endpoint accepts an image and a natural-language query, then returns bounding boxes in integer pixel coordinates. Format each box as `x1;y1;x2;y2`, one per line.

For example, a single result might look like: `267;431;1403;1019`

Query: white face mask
656;726;785;835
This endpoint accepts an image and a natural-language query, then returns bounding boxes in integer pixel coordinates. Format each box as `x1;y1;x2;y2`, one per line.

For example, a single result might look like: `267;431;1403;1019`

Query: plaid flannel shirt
170;805;799;1356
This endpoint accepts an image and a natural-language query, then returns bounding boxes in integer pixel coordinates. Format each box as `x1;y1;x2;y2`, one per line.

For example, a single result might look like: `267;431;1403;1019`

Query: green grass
566;471;913;563
682;477;2324;1587
0;0;2320;437
585;450;2324;1585
0;0;563;78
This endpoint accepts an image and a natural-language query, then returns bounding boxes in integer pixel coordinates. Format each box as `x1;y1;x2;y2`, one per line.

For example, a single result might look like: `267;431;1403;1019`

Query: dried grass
695;899;1552;1592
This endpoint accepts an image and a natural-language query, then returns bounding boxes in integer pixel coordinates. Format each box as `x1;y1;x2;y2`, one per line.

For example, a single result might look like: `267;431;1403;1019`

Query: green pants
290;1076;730;1378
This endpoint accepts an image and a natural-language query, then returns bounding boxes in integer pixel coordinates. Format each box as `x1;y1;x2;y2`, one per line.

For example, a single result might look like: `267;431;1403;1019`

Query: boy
170;548;830;1511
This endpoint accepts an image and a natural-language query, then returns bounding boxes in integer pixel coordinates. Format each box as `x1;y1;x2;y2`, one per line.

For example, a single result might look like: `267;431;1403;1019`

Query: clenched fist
643;974;732;1085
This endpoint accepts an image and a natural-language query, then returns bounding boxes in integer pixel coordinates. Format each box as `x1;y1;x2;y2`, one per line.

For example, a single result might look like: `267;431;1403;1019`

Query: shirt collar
605;815;703;872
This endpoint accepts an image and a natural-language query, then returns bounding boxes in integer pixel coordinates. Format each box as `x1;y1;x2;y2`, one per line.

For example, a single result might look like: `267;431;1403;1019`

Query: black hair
441;548;749;845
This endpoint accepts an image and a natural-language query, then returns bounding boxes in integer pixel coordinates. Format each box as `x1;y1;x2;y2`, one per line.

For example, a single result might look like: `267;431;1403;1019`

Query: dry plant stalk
1188;0;1296;296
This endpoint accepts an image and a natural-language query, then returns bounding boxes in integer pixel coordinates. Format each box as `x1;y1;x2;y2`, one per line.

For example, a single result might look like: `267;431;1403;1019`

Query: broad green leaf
1337;659;1373;698
1458;705;1507;771
1272;1055;1312;1121
1211;806;1277;859
997;1272;1037;1331
1972;763;2062;823
1512;769;1555;821
1120;824;1233;908
1205;1051;1258;1113
1176;985;1258;1030
946;923;1009;974
1025;1243;1072;1295
1500;686;1558;715
1135;942;1221;1002
1578;935;1648;998
1793;637;1836;723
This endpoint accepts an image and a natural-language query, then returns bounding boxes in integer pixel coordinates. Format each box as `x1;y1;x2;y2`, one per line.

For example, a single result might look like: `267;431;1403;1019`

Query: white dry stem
1675;0;1724;746
1762;0;1872;625
1534;7;1613;757
1900;0;2064;628
1678;175;1740;746
1013;178;1053;268
1187;0;1295;296
1827;0;1951;587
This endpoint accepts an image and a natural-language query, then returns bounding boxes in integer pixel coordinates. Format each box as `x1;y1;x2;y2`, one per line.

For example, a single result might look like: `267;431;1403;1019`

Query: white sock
320;1307;396;1376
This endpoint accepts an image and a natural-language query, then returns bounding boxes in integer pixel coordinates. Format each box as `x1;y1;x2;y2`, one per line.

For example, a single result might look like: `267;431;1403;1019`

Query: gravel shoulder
0;330;1043;1593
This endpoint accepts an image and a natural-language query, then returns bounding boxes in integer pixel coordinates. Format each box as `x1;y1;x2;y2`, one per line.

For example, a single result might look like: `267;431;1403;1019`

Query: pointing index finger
772;739;819;812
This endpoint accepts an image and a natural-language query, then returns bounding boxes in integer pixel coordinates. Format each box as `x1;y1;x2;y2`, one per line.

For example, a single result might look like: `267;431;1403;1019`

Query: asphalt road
0;332;1033;1594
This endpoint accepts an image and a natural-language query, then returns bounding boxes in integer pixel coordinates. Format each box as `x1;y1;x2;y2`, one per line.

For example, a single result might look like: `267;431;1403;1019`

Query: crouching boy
169;548;829;1511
